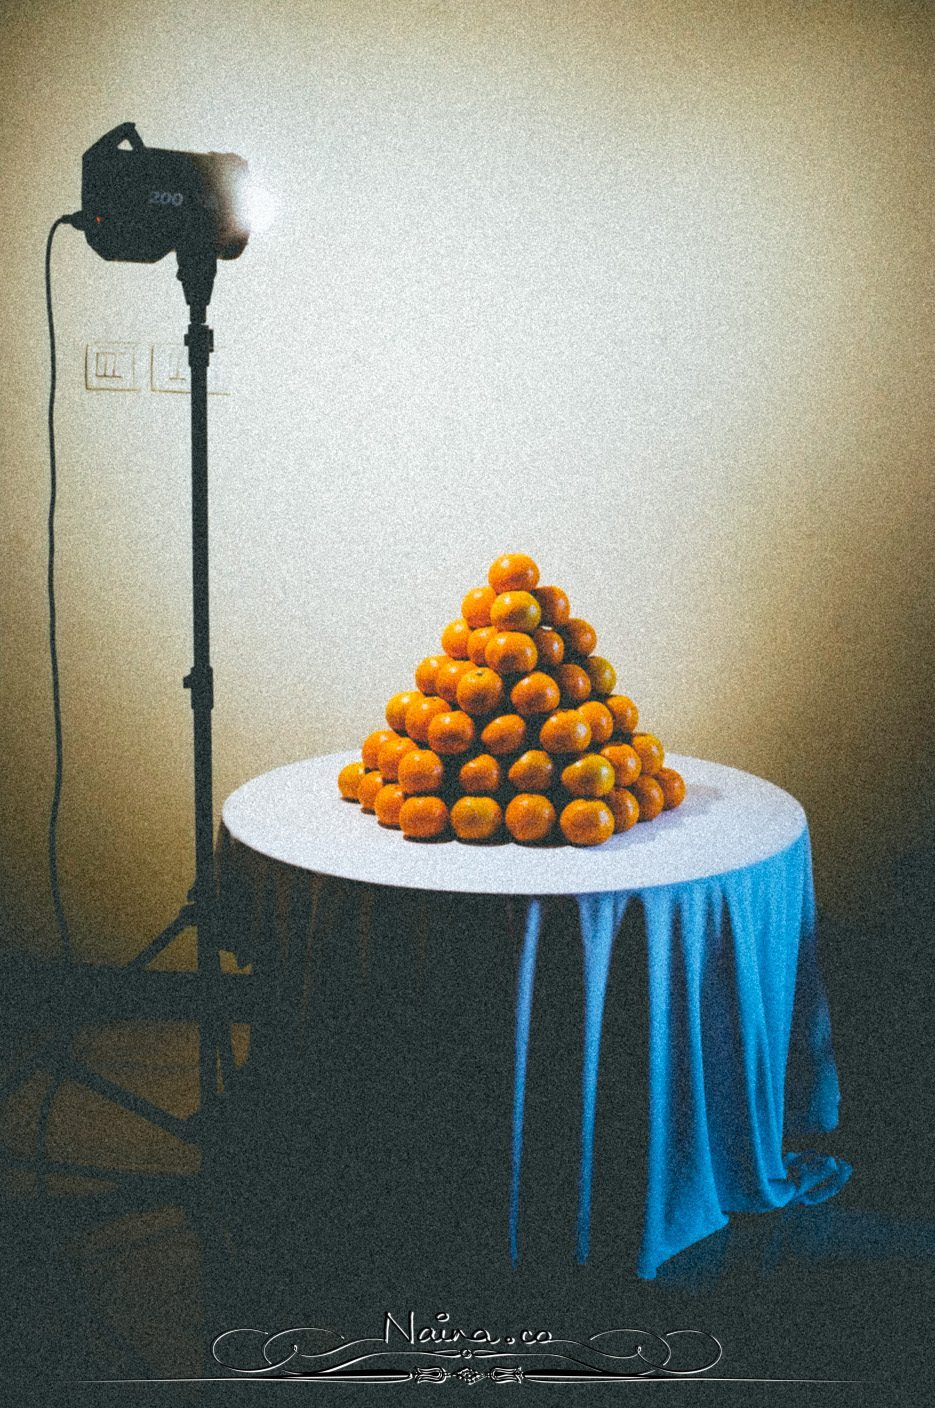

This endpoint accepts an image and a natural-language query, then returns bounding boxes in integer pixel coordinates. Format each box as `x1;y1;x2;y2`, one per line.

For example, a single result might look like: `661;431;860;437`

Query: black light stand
0;131;272;1389
178;247;223;1119
0;130;262;1227
120;243;241;1125
68;123;256;1123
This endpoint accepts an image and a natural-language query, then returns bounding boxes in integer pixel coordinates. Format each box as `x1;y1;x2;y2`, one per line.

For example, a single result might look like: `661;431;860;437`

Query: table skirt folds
216;823;850;1280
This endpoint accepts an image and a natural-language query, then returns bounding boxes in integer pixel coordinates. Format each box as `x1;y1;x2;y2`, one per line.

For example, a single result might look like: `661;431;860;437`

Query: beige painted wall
2;0;933;964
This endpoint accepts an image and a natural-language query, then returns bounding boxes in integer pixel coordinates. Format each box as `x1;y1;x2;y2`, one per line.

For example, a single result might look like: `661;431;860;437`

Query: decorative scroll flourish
211;1317;723;1383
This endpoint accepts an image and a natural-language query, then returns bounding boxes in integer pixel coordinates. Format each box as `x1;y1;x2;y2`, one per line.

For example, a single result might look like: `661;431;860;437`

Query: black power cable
45;214;83;966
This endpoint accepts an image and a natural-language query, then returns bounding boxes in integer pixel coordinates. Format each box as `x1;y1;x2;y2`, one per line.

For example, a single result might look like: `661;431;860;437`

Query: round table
223;752;806;894
218;751;851;1281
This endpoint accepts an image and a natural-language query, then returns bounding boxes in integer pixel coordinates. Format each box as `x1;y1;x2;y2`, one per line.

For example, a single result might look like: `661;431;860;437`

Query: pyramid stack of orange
337;553;685;846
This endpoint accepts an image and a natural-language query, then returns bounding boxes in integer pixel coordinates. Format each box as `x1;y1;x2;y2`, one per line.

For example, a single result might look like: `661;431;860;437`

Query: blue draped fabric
508;826;852;1280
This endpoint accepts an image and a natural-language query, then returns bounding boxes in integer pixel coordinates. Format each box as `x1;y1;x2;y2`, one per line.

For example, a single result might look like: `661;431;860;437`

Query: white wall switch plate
151;344;230;395
85;342;143;391
151;343;190;393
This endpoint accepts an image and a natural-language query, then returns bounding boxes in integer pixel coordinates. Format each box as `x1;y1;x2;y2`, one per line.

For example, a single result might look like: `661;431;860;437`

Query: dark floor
1;841;933;1406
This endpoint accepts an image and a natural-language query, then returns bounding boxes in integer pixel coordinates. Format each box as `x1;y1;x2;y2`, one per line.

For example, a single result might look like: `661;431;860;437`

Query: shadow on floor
1;840;933;1400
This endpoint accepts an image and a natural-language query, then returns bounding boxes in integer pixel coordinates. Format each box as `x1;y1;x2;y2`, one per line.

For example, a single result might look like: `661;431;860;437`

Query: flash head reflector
80;123;250;265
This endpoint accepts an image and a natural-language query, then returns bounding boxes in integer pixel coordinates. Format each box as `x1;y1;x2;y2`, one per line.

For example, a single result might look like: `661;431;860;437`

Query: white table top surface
221;750;807;896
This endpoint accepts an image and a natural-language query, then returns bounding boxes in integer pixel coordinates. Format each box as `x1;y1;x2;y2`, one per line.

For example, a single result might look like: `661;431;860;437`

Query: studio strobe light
77;122;250;307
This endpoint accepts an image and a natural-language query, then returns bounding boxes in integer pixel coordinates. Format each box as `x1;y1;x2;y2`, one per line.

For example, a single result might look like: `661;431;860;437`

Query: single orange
555;663;592;705
450;795;503;842
468;625;498;666
630;733;665;776
399;794;449;839
599;743;642;787
561;754;616;798
507;749;556;793
337;761;367;800
485;631;538;675
490;590;542;633
377;734;419;781
397;748;446;795
606;695;639;734
440;618;471;659
374;783;405;828
505;792;557;843
584;656;616;696
606;787;640;833
357;770;385;812
461;585;497;629
539;709;592;754
656;767;686;809
559;798;614;846
480;713;528;755
435;657;474;703
561;618;598;657
386;692;421;732
488;553;540;593
459;753;503;794
510;671;561;718
362;728;399;769
531;626;565;668
456;666;507;717
427;710;476;755
631;775;665;821
415;655;446;694
533;585;571;626
578;701;614;746
405;695;450;743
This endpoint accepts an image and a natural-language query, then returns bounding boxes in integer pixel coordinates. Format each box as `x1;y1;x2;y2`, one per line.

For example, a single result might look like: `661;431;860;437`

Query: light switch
85;343;142;390
151;344;230;395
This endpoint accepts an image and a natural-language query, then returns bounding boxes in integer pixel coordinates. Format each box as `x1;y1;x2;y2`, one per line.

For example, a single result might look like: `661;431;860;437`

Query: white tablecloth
222;752;806;894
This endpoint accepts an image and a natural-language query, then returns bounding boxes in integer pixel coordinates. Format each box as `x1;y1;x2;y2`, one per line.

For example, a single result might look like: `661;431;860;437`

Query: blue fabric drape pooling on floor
508;826;852;1280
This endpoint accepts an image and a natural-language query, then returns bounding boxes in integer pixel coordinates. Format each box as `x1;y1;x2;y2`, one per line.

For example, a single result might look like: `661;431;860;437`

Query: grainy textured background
1;0;932;964
1;4;934;1397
